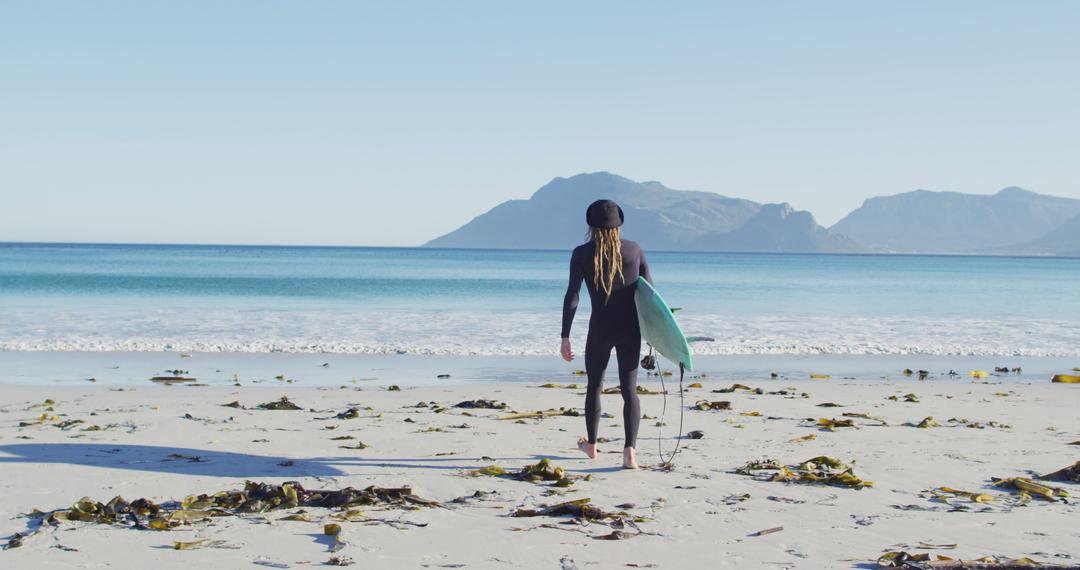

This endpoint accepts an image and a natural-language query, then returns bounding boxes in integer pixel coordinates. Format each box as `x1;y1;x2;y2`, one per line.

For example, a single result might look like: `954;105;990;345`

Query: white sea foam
0;309;1076;357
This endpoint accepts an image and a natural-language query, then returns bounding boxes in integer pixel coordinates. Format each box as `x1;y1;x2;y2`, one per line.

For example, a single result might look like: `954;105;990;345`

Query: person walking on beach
561;199;652;469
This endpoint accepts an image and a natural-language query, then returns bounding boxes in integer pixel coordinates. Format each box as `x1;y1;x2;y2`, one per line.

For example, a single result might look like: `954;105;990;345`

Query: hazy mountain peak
996;186;1033;197
425;173;854;252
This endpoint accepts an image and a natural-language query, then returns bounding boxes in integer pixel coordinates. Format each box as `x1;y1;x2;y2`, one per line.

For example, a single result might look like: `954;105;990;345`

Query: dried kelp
909;416;941;428
18;412;61;427
497;408;580;420
469;458;590;487
454;399;506;409
713;383;754;393
693;400;730;411
925;487;996;504
842;412;888;425
17;414;94;431
258;397;302;411
150;376;197;384
877;551;1058;569
511;498;633;521
736;456;873;489
335;408;361;419
13;480;440;544
815;418;855;431
992;477;1070;502
887;393;920;403
603;385;662;395
947;418;1011;429
1051;374;1080;383
1040;460;1080;482
172;538;237;550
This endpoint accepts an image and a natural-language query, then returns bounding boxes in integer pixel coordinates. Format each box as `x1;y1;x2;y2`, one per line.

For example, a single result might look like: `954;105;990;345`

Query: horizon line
0;240;1074;261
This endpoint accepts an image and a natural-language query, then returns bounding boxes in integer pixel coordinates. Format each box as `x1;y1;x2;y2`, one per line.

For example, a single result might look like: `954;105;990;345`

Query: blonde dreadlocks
590;226;624;303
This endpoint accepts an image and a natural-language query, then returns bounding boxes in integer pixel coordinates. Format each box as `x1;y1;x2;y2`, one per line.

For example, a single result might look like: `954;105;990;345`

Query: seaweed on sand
992;477;1070;502
4;481;441;548
512;498;623;520
335;407;361;419
1039;460;1080;482
258;397;302;410
469;458;590;487
603;385;662;395
510;498;653;541
815;418;855;430
454;399;507;409
497;408;580;420
877;551;1058;568
735;456;873;489
713;383;754;393
925;487;996;505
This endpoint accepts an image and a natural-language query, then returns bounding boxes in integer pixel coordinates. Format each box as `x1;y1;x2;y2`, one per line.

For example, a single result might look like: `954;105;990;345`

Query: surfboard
634;276;693;372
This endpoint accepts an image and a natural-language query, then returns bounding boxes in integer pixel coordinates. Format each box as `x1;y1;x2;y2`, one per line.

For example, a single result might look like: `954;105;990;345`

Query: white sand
1;375;1078;568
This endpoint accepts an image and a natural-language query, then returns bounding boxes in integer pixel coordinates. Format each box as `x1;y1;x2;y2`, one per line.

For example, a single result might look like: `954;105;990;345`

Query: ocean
1;242;1078;357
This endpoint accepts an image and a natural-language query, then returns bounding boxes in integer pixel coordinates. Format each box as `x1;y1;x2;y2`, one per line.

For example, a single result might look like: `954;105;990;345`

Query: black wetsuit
561;239;652;448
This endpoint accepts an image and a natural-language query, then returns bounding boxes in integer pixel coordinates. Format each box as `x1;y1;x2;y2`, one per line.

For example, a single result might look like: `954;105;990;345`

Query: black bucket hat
586;199;624;229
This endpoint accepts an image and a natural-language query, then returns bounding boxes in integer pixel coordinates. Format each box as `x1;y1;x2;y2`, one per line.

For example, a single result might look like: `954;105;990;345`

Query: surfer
561;199;652;469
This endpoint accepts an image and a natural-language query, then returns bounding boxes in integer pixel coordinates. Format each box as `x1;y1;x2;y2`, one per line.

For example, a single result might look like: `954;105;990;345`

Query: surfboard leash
645;346;685;467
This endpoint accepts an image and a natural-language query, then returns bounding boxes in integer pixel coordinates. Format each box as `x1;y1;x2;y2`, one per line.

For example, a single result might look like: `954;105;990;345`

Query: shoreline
1;351;1077;388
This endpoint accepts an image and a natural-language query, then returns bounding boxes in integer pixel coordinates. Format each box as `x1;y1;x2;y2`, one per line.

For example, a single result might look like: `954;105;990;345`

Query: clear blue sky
2;1;1078;246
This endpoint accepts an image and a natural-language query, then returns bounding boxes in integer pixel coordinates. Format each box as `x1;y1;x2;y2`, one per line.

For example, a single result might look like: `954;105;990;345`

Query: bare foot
622;447;639;469
577;437;598;459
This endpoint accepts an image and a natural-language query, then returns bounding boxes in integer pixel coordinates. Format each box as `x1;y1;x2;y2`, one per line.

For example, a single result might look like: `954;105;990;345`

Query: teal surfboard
634;276;693;372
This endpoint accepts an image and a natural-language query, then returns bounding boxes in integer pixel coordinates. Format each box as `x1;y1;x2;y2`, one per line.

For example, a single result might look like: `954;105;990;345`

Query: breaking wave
1;309;1076;357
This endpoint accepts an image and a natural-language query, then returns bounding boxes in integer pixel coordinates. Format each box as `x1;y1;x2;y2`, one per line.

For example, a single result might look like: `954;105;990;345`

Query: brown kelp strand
511;497;648;524
877;551;1062;568
5;481;441;548
497;408;581;420
453;399;507;409
992;477;1070;503
257;397;303;410
735;456;873;489
469;458;590;487
1039;460;1080;482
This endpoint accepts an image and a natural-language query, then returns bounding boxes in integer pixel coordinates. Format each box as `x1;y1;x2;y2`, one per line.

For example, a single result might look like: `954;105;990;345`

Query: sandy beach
2;361;1078;568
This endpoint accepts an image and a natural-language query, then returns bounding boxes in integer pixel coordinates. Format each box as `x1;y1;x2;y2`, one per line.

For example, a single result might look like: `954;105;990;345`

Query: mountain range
424;172;1080;255
831;187;1080;253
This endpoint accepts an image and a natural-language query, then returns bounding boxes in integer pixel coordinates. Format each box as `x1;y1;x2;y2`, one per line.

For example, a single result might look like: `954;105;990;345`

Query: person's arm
561;251;583;338
640;248;653;285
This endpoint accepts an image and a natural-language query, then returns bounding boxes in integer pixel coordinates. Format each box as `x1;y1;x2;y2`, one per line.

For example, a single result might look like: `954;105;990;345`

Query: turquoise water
1;242;1078;356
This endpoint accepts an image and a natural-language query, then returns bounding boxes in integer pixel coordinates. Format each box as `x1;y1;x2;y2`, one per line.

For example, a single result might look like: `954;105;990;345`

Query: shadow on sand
0;444;597;477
